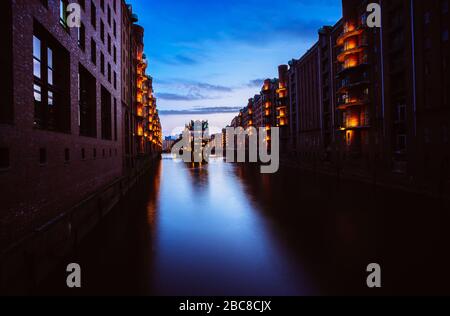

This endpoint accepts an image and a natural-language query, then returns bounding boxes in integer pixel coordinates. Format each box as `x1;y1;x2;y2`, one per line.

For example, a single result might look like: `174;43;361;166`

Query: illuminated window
60;0;68;28
33;23;70;132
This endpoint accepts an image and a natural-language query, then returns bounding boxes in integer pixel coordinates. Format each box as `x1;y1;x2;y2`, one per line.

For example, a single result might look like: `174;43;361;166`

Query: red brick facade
0;0;162;247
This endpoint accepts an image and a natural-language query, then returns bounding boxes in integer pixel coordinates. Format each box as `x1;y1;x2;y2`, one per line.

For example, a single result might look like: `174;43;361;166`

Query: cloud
155;54;200;66
159;106;242;115
156;92;211;101
159;79;233;92
155;79;234;101
247;79;265;87
193;82;233;92
174;54;198;65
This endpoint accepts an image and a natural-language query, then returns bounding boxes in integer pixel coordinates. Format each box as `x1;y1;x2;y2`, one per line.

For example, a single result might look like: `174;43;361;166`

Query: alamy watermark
171;123;280;174
66;263;81;288
66;3;81;28
366;3;381;28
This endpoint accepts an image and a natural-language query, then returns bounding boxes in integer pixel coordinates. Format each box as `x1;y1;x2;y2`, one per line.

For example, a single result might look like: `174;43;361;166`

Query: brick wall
0;0;124;246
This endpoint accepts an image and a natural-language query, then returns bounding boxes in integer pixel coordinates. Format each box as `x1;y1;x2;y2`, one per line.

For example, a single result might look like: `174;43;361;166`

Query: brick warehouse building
288;44;322;160
0;0;162;252
229;0;449;193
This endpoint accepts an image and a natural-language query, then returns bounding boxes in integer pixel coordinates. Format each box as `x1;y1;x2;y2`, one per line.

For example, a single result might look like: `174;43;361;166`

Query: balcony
337;78;370;93
337;46;365;63
336;28;364;46
336;97;369;110
338;123;370;131
336;61;369;77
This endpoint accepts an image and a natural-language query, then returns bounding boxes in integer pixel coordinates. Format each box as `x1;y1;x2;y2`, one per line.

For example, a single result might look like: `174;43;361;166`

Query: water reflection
40;155;450;295
150;156;310;295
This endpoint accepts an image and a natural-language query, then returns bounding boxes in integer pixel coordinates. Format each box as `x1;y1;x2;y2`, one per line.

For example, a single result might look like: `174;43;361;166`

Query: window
113;71;117;89
33;36;41;79
397;134;406;151
107;63;111;83
425;62;431;76
100;0;104;11
91;38;96;64
424;11;431;25
396;104;406;122
443;0;449;14
100;20;105;43
79;64;97;137
39;148;47;165
101;86;112;140
78;23;85;50
65;148;70;162
93;148;97;159
443;29;449;42
107;6;111;26
0;148;10;169
60;0;68;29
101;52;105;74
113;45;117;63
90;2;96;29
443;124;449;143
108;34;111;54
33;22;71;133
424;128;432;144
113;20;117;38
81;148;86;160
78;0;85;10
113;98;117;141
425;37;432;50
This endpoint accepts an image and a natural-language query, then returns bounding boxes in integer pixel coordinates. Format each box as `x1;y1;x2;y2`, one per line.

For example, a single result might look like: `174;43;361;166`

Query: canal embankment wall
0;154;161;295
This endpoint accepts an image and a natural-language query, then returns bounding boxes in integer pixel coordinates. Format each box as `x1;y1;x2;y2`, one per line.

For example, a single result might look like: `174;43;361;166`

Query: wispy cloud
157;79;233;92
156;92;212;101
247;79;265;87
159;106;242;115
156;79;235;101
158;54;199;66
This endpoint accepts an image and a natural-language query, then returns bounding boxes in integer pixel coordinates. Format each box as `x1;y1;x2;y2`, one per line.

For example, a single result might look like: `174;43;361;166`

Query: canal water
39;155;450;295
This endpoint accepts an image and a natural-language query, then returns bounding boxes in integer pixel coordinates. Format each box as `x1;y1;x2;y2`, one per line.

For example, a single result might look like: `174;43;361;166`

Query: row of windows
73;1;119;92
45;1;119;95
33;21;117;140
0;146;119;170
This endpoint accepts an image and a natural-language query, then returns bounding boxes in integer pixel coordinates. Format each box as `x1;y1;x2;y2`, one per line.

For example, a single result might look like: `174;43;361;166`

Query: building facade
228;0;449;191
0;0;162;248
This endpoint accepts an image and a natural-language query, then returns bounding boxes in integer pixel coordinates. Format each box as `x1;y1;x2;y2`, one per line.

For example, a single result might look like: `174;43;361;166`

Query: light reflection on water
149;155;313;295
40;154;450;295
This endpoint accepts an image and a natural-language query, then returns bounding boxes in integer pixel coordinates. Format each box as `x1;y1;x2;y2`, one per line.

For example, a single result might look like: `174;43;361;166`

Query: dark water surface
39;155;450;295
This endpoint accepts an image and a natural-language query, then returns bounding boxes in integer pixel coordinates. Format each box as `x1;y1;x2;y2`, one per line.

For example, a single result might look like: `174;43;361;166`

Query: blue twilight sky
127;0;342;136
